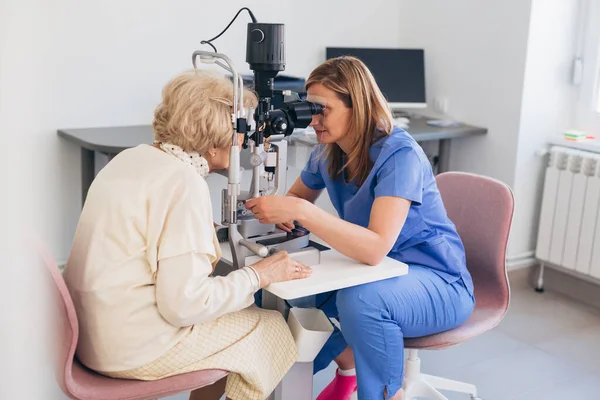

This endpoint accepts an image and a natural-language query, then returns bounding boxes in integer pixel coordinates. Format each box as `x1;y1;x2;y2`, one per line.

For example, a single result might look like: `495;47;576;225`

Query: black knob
251;29;264;43
276;120;287;132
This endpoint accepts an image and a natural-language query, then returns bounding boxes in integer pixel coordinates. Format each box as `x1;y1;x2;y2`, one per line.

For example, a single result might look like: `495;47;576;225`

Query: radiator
535;145;600;279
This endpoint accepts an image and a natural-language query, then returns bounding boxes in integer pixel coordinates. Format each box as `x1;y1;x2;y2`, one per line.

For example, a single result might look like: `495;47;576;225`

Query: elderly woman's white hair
153;69;258;154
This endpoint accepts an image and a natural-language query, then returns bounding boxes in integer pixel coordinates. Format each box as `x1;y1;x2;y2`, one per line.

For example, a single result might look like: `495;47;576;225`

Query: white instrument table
219;238;408;400
219;240;408;300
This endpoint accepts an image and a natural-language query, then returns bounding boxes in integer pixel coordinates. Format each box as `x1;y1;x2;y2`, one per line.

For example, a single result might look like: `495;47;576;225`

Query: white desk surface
219;238;409;300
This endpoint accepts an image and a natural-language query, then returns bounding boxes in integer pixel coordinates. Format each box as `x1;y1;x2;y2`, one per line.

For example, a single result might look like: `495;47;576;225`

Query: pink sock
316;369;357;400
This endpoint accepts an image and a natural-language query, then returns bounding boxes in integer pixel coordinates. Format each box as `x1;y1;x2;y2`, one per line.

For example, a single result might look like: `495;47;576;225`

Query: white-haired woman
63;70;311;400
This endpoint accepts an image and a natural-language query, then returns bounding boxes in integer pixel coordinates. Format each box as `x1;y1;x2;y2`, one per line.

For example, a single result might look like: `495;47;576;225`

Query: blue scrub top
300;127;474;295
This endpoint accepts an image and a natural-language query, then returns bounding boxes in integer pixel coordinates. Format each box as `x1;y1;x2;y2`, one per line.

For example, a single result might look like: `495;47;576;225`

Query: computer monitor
325;47;426;109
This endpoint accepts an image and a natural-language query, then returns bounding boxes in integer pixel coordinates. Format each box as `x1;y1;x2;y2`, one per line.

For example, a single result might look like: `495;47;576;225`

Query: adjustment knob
250;152;266;166
251;29;264;43
275;120;287;133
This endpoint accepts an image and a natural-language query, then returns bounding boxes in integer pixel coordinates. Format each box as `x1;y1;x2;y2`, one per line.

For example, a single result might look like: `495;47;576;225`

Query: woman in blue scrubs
245;56;475;400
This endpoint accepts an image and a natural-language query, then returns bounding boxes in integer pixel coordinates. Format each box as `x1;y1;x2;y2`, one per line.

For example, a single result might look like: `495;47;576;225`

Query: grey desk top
57;114;487;154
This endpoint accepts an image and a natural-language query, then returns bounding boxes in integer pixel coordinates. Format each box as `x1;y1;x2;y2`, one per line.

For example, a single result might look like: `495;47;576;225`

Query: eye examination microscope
192;8;329;272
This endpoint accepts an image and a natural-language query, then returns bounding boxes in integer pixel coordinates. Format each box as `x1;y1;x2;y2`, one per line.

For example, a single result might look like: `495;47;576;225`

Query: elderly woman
63;70;311;400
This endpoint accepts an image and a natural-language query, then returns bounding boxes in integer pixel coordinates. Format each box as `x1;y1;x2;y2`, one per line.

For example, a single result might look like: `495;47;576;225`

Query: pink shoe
316;369;358;400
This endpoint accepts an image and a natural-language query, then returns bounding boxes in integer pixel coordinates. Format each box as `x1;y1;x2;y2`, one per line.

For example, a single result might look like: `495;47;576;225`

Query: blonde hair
153;69;258;153
306;56;394;186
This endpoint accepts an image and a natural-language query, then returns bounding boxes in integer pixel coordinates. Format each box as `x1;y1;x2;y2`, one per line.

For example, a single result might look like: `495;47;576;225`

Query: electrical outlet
433;96;448;114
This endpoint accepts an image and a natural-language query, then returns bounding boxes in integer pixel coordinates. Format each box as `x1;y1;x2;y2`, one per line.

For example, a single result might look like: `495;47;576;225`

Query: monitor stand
391;108;422;119
391;109;428;120
392;109;411;118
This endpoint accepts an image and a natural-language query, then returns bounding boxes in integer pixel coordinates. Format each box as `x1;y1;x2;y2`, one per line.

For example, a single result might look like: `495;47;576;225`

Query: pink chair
38;239;228;400
402;172;514;400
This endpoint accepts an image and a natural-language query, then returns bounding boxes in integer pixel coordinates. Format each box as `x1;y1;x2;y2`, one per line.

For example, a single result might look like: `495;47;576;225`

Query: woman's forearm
295;199;388;265
286;191;301;199
286;178;322;204
156;253;259;327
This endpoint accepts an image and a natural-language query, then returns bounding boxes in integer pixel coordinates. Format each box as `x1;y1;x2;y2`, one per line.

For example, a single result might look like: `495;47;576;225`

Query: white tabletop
219;239;409;300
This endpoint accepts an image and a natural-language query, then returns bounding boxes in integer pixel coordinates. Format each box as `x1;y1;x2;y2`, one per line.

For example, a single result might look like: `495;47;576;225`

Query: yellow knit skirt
103;305;298;400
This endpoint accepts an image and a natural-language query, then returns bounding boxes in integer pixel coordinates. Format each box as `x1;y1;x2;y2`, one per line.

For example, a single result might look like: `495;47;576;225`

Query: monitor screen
325;47;426;108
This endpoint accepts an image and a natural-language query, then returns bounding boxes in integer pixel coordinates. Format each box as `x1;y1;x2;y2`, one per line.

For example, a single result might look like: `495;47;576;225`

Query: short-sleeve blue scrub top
300;127;474;295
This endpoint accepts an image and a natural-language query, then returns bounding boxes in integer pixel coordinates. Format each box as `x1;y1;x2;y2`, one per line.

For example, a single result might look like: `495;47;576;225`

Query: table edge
57;125;153;154
263;263;409;300
57;123;488;154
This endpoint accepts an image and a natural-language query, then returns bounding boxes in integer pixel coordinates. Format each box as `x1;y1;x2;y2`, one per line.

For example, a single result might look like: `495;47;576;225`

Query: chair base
403;349;481;400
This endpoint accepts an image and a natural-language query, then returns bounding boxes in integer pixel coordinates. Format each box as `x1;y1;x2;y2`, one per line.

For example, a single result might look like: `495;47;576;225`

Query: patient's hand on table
251;251;312;286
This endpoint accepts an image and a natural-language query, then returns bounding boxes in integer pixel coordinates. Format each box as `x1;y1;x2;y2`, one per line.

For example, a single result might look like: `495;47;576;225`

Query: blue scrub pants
312;265;475;400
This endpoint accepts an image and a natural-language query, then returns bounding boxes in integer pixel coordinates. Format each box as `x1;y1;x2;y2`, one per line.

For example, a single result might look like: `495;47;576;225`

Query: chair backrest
436;172;514;305
34;238;79;396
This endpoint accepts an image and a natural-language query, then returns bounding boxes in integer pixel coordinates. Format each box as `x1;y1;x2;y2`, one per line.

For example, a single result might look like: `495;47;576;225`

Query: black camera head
245;22;324;143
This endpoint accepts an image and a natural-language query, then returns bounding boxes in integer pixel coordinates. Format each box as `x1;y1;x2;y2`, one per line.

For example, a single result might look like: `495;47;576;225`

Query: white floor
163;282;600;400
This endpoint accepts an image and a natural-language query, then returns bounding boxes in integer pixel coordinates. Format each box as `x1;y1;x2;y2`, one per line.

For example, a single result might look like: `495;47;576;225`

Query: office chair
402;172;514;400
38;238;228;400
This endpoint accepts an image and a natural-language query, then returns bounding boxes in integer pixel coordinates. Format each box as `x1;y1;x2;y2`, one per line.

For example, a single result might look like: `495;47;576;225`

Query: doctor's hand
245;195;303;225
277;221;295;233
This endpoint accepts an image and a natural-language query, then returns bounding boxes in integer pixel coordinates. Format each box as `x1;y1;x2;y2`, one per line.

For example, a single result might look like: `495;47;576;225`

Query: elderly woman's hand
245;195;305;225
251;251;312;287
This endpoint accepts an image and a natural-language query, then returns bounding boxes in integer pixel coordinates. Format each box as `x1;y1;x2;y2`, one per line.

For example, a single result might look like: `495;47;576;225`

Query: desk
289;115;487;174
219;240;408;301
57;116;486;205
219;241;409;400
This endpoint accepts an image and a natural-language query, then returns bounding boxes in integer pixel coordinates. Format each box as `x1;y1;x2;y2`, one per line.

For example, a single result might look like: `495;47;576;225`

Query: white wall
396;0;533;188
5;0;580;267
510;0;579;259
1;0;403;262
1;3;65;399
395;0;580;264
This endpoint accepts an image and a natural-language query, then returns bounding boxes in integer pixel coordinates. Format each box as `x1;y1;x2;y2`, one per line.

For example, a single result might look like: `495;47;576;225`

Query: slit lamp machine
191;8;328;271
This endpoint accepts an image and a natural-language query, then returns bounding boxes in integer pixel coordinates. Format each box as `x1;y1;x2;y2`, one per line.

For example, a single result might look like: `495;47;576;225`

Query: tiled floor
164;282;600;400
